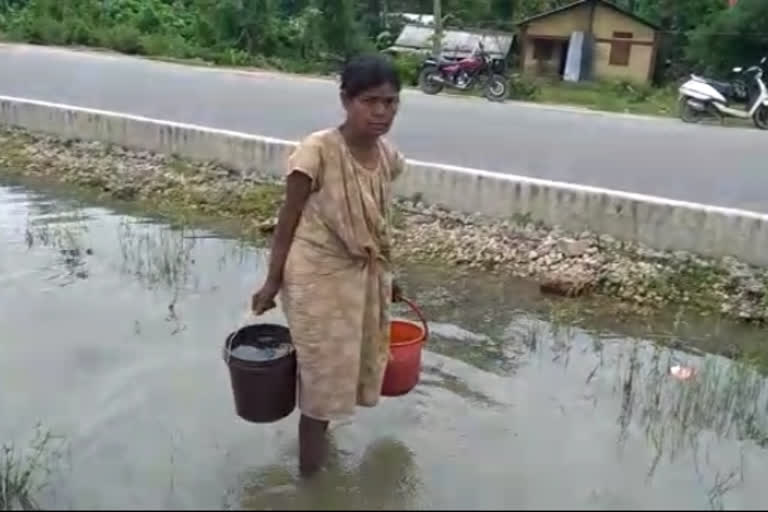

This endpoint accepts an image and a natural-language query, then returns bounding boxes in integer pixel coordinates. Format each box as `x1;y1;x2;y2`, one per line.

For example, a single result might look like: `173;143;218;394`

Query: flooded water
2;178;768;510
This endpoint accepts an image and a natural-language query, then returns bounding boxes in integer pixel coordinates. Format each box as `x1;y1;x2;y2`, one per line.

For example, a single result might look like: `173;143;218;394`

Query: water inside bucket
230;342;293;362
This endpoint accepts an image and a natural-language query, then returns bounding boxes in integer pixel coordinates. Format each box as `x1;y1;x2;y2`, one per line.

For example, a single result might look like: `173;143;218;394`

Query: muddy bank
1;126;767;324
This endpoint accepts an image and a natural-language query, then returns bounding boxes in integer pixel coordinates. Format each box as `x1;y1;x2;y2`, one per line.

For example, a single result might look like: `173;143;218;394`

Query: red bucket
382;298;429;397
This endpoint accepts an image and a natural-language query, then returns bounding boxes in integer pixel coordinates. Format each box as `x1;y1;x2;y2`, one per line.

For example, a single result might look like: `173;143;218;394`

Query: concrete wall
593;5;655;41
521;2;656;84
522;38;566;76
525;4;590;37
593;40;653;83
592;4;655;84
3;95;768;267
0;95;298;181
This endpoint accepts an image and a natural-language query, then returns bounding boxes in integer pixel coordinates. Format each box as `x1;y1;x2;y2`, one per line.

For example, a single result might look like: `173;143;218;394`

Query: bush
98;23;143;54
507;73;540;100
687;0;768;74
62;17;95;45
139;33;193;59
610;79;653;103
391;52;422;87
23;15;67;45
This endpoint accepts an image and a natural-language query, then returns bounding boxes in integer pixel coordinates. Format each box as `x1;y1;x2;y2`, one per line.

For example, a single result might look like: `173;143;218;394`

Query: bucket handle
401;297;429;343
223;331;237;365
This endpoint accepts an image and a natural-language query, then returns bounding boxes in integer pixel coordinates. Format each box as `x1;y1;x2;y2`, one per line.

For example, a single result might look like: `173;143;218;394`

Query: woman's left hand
392;281;403;303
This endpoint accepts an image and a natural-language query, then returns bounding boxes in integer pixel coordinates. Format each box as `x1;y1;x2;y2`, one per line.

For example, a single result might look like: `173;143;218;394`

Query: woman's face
342;83;400;138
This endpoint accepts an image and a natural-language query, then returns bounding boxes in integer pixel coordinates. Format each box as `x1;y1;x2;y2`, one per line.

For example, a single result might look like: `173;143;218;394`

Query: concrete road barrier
2;95;768;267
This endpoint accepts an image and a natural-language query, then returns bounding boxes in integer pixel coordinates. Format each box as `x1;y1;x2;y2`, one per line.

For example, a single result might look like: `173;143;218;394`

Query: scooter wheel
679;97;704;124
754;105;768;130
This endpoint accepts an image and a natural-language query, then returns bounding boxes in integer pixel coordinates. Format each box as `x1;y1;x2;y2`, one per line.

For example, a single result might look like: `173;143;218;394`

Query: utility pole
433;0;442;58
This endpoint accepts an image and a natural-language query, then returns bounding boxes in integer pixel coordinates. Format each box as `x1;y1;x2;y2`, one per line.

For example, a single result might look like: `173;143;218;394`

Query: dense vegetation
0;0;765;83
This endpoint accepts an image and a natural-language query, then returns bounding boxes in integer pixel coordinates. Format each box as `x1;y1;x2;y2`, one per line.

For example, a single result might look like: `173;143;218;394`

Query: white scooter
678;56;768;130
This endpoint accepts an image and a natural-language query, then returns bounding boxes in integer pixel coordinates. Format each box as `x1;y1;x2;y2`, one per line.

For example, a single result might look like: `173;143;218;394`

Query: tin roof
389;24;514;60
517;0;660;30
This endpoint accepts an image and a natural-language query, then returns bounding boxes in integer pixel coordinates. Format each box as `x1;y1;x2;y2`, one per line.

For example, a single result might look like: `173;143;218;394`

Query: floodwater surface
2;180;768;510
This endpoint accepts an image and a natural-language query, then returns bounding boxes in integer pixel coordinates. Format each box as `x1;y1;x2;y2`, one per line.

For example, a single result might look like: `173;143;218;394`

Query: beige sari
280;128;406;421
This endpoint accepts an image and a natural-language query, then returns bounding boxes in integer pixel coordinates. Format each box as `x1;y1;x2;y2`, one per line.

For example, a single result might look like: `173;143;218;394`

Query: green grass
533;79;679;117
1;426;63;511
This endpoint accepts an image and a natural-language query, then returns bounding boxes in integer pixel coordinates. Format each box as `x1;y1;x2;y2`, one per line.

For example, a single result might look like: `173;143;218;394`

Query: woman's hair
341;54;402;98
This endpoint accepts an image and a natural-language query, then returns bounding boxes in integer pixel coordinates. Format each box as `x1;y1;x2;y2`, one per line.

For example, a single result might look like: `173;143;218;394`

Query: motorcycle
678;56;768;130
418;42;508;102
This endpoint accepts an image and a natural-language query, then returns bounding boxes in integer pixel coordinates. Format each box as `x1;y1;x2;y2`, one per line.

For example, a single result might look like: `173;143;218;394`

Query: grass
533;78;679;117
1;426;63;511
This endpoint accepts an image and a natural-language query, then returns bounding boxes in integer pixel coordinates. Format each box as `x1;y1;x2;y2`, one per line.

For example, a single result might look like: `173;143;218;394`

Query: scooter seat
701;78;735;98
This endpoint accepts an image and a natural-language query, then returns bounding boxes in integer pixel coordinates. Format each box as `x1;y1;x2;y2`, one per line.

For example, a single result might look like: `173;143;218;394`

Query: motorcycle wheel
753;105;768;130
679;97;705;124
483;74;508;102
419;67;444;95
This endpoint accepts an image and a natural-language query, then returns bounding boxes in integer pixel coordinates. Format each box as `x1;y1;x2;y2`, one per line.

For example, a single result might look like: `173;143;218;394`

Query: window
609;31;633;66
609;41;631;66
533;39;554;61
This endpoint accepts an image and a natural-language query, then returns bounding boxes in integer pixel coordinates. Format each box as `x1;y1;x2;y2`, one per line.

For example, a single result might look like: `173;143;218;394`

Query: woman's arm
266;171;312;283
251;171;313;314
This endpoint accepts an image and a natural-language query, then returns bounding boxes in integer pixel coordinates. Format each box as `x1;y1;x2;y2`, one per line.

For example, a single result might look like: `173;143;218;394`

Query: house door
558;40;571;77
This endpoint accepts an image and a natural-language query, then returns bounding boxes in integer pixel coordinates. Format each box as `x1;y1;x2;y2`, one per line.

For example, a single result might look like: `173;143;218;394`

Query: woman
250;54;405;477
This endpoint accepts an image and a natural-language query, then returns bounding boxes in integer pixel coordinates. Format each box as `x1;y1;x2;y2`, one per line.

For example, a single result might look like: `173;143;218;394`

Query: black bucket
223;324;296;423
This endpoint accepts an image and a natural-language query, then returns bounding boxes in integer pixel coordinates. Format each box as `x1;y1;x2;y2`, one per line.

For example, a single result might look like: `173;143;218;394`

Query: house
517;0;660;84
388;24;514;63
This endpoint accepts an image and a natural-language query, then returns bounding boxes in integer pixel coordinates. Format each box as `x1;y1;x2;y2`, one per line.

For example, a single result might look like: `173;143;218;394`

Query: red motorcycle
418;42;507;102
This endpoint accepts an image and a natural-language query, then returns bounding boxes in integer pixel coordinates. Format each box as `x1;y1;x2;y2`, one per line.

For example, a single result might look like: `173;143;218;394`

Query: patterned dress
280;128;406;421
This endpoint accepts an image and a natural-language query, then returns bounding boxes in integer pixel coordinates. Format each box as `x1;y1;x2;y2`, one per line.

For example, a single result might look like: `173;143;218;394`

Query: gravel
2;127;767;324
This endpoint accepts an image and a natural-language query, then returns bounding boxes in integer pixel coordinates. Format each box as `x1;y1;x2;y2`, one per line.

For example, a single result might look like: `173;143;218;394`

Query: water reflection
22;203;93;286
3;181;768;509
239;438;421;510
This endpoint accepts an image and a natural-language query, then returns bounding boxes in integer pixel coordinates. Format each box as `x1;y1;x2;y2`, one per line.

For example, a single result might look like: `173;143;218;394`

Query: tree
687;0;768;74
316;0;367;58
620;0;726;81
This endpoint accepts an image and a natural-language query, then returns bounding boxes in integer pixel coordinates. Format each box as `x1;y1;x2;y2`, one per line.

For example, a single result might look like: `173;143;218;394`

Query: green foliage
507;73;540;100
0;0;364;69
687;0;768;75
392;52;422;86
0;0;761;88
100;23;143;54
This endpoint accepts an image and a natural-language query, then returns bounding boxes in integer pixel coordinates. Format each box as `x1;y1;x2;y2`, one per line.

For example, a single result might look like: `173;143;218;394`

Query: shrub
391;52;422;87
98;23;143;54
62;17;95;45
24;15;67;45
610;79;654;103
507;73;540;100
139;33;193;59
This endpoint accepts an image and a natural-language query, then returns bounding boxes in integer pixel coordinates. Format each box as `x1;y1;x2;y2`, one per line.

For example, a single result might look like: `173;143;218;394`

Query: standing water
2;178;768;510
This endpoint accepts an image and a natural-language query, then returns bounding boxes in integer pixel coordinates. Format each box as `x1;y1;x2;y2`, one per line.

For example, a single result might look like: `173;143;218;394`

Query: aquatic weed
0;425;64;511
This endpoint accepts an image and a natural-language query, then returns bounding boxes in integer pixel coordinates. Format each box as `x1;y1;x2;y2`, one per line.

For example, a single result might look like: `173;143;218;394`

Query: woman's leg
299;414;329;477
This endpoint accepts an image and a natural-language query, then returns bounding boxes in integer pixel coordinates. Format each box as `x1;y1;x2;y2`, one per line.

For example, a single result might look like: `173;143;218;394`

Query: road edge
2;94;767;267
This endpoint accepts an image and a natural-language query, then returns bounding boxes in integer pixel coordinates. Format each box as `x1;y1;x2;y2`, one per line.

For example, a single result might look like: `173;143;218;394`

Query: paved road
1;44;766;212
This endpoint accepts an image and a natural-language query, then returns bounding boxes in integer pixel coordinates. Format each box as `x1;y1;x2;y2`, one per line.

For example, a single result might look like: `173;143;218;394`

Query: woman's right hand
251;279;280;316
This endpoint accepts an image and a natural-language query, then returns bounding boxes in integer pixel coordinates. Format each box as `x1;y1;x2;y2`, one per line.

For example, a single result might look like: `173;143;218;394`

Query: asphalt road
1;44;766;212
